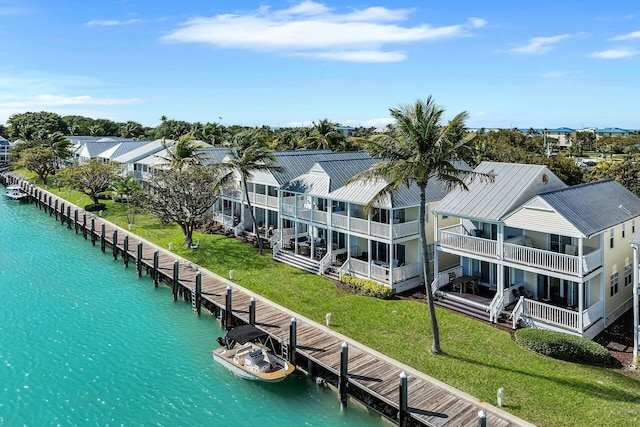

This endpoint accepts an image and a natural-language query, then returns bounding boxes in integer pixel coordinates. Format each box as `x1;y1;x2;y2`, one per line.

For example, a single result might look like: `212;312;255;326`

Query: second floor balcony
438;224;603;277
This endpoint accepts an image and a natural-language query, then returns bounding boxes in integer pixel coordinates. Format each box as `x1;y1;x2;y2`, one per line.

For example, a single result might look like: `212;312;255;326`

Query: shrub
84;203;107;212
341;274;393;299
515;328;610;365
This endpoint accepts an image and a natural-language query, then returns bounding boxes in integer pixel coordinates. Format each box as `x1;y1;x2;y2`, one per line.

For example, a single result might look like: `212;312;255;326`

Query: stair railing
338;259;351;280
509;296;525;329
488;290;505;323
319;252;332;275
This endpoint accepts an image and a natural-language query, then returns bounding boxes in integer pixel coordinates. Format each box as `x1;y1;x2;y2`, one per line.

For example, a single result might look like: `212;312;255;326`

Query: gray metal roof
271;150;370;186
537;179;640;237
98;141;148;159
112;140;168;164
433;162;567;221
81;141;121;158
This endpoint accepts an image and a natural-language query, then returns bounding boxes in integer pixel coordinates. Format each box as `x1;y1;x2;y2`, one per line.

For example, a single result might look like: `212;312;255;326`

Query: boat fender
315;377;327;387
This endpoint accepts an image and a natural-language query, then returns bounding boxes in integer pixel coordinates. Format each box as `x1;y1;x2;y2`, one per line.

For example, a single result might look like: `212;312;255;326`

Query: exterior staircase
273;249;321;275
434;293;492;322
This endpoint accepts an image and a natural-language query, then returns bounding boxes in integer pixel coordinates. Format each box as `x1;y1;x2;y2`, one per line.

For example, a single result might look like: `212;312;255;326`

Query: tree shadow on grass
439;350;640;405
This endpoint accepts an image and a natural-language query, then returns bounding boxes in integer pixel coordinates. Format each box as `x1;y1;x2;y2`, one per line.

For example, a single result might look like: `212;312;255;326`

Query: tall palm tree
304;118;343;150
350;97;493;354
223;130;284;255
157;135;206;169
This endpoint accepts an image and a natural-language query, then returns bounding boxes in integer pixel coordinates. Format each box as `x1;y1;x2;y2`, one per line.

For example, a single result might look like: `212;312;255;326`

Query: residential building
0;137;11;164
434;162;640;338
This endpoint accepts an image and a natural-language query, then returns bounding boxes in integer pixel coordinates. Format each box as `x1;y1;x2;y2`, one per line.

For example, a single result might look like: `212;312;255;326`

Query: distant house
595;127;634;139
433;161;640;339
0;136;11;164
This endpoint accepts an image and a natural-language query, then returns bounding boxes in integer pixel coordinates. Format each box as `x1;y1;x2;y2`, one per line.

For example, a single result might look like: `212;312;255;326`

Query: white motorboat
4;185;28;201
212;325;295;383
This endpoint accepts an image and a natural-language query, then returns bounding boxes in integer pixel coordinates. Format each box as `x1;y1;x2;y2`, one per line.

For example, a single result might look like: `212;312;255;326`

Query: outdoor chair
518;286;533;298
449;272;460;292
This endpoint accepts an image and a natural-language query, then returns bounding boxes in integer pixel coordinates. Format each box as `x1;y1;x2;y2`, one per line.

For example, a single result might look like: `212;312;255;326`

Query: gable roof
433;162;567;221
533;180;640;237
112;140;169;164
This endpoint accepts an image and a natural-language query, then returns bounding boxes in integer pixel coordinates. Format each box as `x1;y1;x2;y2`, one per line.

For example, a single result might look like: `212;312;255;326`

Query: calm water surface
0;195;388;426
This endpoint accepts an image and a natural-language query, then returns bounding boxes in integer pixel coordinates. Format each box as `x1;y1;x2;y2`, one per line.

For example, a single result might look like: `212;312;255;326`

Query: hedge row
515;328;610;365
341;274;393;299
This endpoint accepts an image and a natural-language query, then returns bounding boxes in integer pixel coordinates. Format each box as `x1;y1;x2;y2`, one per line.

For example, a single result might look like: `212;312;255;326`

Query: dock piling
249;297;256;325
478;410;487;427
224;286;232;330
153;250;159;287
66;205;71;229
54;199;58;219
123;234;129;267
91;216;96;245
74;208;79;233
172;259;179;301
82;212;87;239
289;317;297;365
100;223;106;252
112;229;118;260
339;342;349;407
194;272;202;314
136;241;143;277
399;372;408;427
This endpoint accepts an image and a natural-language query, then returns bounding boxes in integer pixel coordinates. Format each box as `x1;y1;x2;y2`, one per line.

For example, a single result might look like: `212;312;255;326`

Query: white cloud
506;34;570;55
608;30;640;41
537;70;575;78
590;48;639;59
162;2;486;62
86;19;142;27
0;94;141;108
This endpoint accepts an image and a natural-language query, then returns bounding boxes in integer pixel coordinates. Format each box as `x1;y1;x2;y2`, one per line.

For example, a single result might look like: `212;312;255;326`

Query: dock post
224;286;233;329
54;199;58;220
100;223;106;252
49;196;53;216
74;208;79;234
399;372;408;427
477;410;487;427
136;241;143;277
289;317;297;365
153;250;159;287
112;229;118;260
339;342;349;407
82;212;87;239
60;202;65;225
66;205;71;229
172;259;179;301
249;297;256;325
91;216;96;245
195;271;202;314
123;235;129;267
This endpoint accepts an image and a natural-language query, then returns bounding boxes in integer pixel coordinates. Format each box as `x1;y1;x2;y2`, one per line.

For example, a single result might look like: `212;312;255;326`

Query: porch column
294;221;299;254
496;224;505;294
578;237;584;276
578;280;585;332
367;239;372;278
633;244;639;366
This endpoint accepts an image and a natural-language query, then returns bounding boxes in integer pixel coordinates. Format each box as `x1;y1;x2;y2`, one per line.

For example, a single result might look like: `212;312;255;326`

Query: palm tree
304;118;343;150
350;97;493;354
223;130;284;255
157;135;206;169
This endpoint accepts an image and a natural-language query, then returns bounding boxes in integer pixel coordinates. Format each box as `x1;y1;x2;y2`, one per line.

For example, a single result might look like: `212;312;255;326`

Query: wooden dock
4;175;535;427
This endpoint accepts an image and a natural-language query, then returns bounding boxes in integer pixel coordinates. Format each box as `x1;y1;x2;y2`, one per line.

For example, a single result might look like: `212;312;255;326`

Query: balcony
347;258;421;285
438;224;603;277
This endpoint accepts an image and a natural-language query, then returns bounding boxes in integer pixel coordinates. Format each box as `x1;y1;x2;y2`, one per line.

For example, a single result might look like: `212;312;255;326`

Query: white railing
583;249;603;273
370;263;389;282
233;223;245;236
282;203;295;217
298;208;312;220
488;289;506;322
338;259;351;280
583;301;603;327
314;210;328;224
436;265;464;287
281;227;296;239
350;217;368;234
350;258;369;276
319;252;332;275
504;243;580;275
393;263;421;284
523;299;581;331
272;240;282;256
430;278;439;296
267;195;279;208
221;189;241;199
251;193;267;206
268;230;280;248
510;297;525;329
438;225;498;257
392;220;420;239
370;221;390;238
331;213;348;229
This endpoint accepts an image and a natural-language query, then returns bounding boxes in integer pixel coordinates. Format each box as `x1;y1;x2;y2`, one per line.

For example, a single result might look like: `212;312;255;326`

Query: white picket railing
319;252;332;275
314;210;328;224
523;299;580;331
504;243;580;275
488;289;506;322
338;259;351;280
438;225;498;257
267;195;279;208
331;213;348;229
350;217;368;234
370;221;390;238
510;297;525;329
393;263;421;284
350;258;369;276
583;249;604;273
392;220;419;239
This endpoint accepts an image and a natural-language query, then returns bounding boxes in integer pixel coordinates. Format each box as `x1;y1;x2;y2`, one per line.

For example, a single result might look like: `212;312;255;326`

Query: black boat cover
226;325;268;345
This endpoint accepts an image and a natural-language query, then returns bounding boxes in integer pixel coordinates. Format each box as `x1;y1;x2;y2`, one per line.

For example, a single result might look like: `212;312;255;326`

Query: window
610;272;619;297
625;265;632;287
610;229;615;249
622;223;626;238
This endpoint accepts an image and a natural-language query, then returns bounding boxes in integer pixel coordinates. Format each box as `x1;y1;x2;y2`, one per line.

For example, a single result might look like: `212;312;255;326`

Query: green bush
515;328;610;365
341;274;393;299
84;203;107;212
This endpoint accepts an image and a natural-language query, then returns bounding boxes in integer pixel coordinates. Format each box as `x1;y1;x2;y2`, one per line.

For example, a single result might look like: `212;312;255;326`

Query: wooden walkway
5;175;534;427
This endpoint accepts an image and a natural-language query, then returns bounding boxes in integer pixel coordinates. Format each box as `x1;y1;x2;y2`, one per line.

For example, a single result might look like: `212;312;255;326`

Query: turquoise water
0;196;387;426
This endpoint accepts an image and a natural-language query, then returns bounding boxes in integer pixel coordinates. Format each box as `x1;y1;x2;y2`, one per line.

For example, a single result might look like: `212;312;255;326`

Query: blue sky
1;1;639;129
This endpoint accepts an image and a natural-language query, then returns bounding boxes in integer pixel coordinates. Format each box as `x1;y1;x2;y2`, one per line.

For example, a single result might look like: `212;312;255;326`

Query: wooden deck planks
16;181;525;427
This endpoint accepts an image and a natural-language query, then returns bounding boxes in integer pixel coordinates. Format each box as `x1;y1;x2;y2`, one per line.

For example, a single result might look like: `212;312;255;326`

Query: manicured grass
19;171;640;427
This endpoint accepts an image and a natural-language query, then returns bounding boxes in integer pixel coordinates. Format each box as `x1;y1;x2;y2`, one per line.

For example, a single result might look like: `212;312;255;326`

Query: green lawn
22;172;640;427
